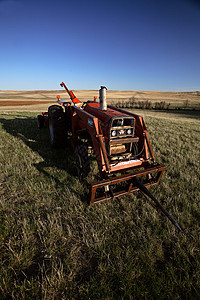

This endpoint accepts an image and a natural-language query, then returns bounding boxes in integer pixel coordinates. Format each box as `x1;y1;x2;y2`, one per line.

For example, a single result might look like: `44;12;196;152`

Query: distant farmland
0;89;200;111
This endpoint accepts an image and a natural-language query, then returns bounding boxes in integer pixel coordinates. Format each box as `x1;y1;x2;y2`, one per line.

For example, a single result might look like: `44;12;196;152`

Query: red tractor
37;82;182;231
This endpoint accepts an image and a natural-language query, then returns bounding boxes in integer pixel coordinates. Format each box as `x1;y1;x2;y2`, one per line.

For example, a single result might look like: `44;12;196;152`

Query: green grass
0;110;199;299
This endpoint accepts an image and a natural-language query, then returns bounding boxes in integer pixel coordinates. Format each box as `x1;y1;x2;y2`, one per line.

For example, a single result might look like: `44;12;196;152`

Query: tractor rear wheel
48;105;67;148
75;143;90;177
37;115;44;129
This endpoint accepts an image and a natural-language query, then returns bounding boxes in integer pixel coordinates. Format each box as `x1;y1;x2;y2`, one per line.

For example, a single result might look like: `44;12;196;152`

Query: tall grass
0;111;199;299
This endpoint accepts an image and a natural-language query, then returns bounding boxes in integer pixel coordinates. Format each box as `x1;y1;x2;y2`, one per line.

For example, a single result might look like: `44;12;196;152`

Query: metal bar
133;177;182;231
90;186;97;206
92;164;166;189
139;191;158;210
110;137;139;145
128;181;133;193
90;179;160;205
90;164;166;205
60;82;82;104
98;135;110;173
145;131;155;161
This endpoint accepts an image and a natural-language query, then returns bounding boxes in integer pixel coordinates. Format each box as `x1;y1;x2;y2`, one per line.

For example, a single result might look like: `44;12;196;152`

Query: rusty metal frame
90;164;166;205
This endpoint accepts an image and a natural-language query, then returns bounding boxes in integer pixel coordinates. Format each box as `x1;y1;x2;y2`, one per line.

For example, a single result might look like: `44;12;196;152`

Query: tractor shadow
0;115;90;203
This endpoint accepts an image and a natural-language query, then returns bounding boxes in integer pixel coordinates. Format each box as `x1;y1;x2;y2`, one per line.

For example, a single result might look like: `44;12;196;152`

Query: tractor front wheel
75;143;90;177
48;105;67;148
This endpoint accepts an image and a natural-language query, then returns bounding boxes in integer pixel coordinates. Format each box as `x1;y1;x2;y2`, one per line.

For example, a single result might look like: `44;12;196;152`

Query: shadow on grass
0;115;90;203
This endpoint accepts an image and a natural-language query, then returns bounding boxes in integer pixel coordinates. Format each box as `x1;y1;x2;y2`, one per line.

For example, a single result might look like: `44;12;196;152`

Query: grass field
0;109;199;299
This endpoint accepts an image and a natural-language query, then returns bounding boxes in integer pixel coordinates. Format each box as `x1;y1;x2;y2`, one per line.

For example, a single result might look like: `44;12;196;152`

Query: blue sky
0;0;200;91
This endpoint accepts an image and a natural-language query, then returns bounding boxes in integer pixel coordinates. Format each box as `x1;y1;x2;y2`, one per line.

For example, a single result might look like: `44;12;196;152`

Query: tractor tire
37;115;44;129
75;143;90;177
48;105;67;148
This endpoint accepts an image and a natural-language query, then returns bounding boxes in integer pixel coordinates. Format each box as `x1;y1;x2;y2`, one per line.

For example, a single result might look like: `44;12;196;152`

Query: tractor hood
84;102;132;123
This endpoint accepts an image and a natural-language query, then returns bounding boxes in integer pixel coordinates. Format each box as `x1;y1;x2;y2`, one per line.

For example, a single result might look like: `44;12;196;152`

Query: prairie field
0;99;200;298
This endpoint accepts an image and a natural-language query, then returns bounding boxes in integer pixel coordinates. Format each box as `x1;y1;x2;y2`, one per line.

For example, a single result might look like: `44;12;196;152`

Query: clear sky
0;0;200;91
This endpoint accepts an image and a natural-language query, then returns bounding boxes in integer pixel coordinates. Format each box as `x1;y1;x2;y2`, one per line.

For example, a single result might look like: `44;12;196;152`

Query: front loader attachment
90;163;182;231
90;163;166;205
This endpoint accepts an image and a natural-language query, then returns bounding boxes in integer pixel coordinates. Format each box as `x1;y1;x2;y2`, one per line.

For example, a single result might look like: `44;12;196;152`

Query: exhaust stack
99;86;107;111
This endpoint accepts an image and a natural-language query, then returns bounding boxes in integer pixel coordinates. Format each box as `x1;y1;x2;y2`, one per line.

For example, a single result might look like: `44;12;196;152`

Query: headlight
111;130;117;137
127;129;132;135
